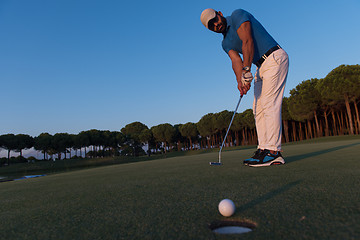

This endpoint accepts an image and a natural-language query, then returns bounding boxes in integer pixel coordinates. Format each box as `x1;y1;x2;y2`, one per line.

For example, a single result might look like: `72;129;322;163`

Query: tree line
0;64;359;165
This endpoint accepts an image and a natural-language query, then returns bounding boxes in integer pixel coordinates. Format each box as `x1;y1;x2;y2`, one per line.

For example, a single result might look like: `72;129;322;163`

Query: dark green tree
76;131;90;158
102;131;123;157
72;134;82;158
86;129;103;157
315;78;336;136
288;79;322;139
231;113;244;146
151;123;175;154
14;134;34;158
215;110;233;147
197;113;216;149
242;109;256;145
0;134;17;165
281;97;292;142
172;124;185;151
121;122;148;157
324;64;360;134
139;128;153;156
52;133;72;160
34;133;53;160
179;122;198;150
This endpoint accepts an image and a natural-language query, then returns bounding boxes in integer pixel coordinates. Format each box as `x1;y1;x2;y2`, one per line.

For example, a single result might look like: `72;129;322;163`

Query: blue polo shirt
222;9;278;64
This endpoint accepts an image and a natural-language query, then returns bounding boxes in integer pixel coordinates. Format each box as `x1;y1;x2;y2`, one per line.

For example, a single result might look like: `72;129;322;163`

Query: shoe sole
243;160;252;166
248;157;285;167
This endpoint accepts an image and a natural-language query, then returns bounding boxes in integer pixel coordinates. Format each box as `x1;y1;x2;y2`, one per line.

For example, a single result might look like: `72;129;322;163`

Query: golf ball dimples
218;199;235;217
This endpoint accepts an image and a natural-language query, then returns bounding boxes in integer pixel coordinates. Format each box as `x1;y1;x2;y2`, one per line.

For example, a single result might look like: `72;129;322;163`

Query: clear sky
1;0;359;137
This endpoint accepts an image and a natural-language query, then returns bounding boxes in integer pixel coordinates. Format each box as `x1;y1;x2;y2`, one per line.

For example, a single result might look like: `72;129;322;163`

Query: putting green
0;136;359;239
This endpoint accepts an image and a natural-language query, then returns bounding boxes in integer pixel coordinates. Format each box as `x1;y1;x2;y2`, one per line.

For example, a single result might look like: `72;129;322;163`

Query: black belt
255;45;281;68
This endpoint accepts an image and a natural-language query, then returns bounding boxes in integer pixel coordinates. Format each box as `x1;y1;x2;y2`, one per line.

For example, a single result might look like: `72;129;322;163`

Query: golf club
210;95;243;166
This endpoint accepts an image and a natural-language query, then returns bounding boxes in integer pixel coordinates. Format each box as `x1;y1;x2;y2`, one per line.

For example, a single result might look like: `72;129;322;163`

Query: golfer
201;8;289;167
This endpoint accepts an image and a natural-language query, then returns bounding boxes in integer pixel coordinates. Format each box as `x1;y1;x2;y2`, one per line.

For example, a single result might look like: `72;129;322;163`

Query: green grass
0;147;229;181
0;136;359;239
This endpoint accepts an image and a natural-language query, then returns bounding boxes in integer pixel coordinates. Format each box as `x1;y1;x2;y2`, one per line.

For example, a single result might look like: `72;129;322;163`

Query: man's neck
222;19;229;36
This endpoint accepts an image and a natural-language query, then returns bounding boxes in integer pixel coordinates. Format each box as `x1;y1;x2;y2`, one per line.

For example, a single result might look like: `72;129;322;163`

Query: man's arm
227;21;254;95
228;50;250;96
237;21;254;69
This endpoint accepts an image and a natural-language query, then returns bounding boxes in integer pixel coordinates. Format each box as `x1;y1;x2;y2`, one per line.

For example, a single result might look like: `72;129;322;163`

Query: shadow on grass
237;180;302;213
285;142;360;164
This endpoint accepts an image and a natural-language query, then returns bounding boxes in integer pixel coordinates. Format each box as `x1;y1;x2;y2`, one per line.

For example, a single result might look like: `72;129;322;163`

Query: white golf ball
218;199;236;217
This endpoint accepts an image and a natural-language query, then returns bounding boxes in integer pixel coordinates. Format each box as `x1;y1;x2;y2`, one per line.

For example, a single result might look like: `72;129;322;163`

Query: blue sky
1;0;359;137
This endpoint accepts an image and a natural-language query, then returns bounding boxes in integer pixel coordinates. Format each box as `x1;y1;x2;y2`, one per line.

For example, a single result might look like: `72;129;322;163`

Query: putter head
209;162;222;166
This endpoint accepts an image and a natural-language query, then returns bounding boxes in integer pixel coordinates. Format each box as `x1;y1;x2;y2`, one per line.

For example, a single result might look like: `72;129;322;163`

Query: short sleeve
222;42;230;54
231;9;251;30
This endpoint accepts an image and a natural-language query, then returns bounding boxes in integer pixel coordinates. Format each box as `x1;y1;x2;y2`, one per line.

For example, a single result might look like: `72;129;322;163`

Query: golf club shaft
218;95;243;163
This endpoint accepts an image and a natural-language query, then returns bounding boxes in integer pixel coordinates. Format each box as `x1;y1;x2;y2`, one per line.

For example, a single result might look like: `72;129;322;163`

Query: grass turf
0;136;359;239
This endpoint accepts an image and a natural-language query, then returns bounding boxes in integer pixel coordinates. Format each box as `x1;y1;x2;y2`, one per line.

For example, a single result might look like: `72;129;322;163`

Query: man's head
200;8;227;33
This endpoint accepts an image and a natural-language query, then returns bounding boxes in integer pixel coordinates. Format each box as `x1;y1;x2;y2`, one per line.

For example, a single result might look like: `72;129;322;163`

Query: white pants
253;48;289;151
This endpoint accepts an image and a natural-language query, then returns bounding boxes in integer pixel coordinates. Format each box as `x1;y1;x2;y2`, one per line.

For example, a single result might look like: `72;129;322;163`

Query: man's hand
237;71;252;95
241;71;253;85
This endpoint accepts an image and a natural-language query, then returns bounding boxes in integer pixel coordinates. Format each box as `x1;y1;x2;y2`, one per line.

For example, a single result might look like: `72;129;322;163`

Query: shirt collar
223;16;231;37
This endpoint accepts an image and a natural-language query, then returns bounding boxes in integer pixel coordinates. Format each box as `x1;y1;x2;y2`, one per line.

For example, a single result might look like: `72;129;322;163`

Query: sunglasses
207;14;218;30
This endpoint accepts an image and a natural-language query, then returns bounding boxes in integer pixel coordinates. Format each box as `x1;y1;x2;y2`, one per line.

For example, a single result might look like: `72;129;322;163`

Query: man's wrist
242;66;251;72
